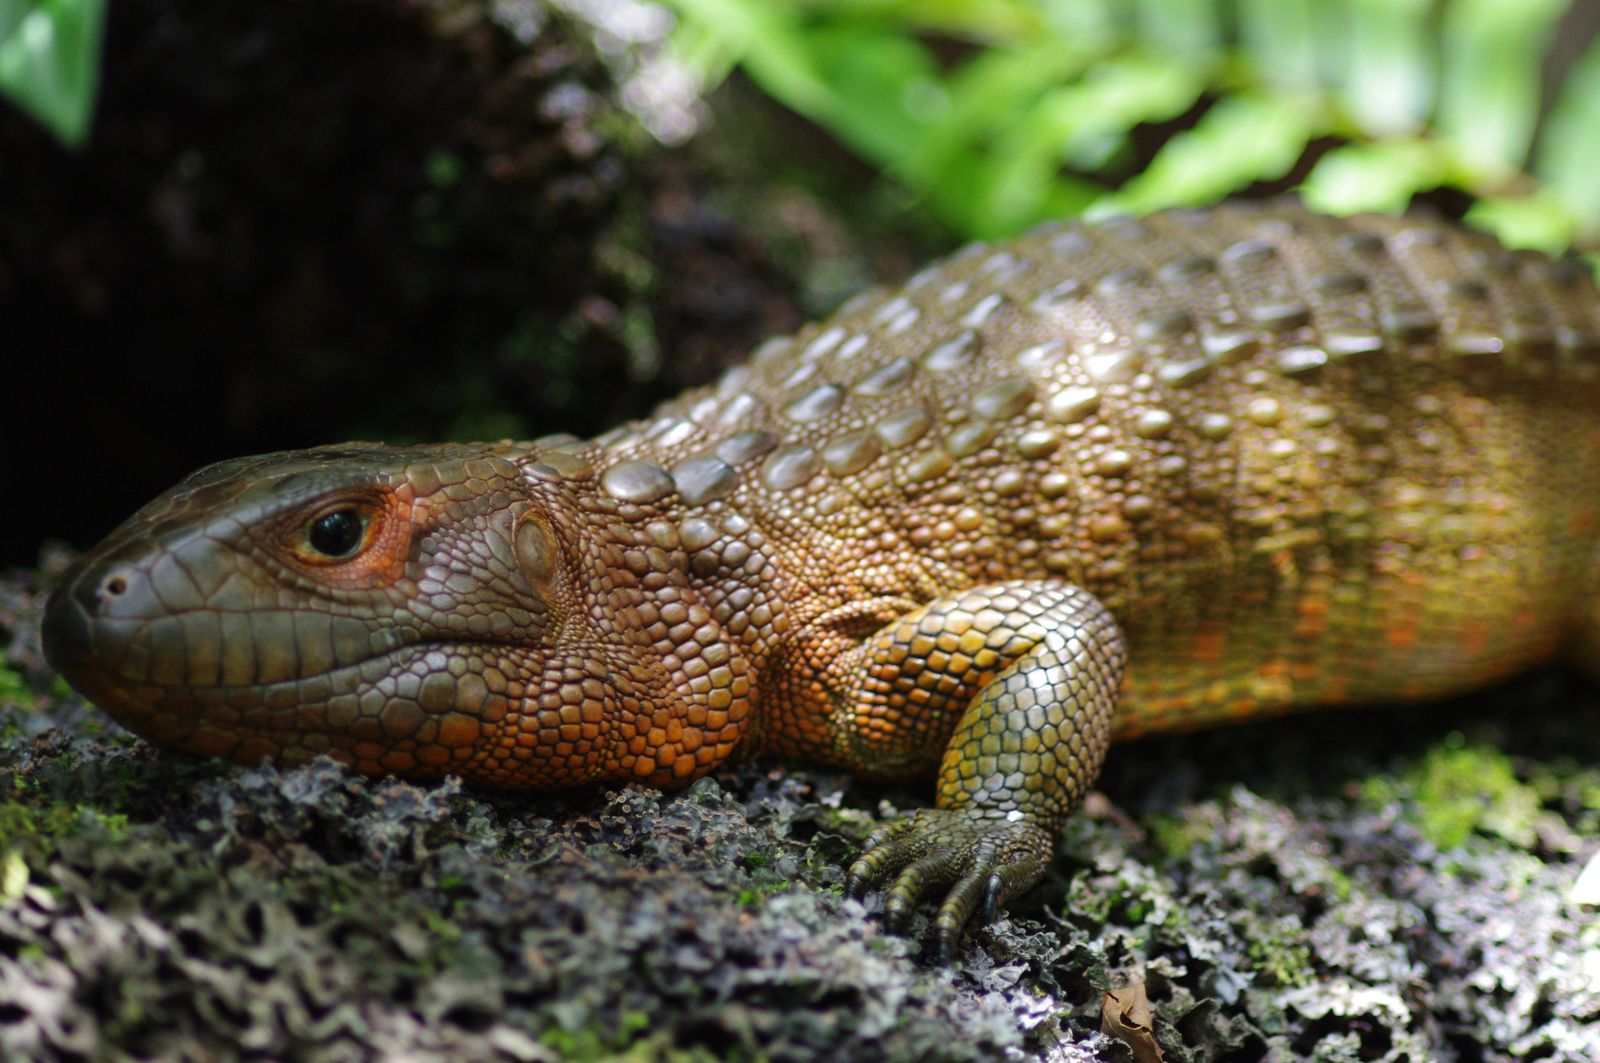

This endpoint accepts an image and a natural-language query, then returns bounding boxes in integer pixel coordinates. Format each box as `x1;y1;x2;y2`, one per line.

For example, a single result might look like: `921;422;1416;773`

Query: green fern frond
0;0;107;148
664;0;1600;253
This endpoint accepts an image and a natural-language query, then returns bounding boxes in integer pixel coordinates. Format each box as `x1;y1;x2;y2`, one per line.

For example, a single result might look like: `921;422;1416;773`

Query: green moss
0;665;35;711
1063;861;1186;938
1360;732;1541;849
578;1032;731;1063
423;149;464;188
736;879;791;908
1062;869;1115;924
539;1011;665;1061
0;798;131;900
1318;866;1355;905
1146;811;1212;860
823;805;877;836
0;798;129;849
0;848;26;902
1244;915;1314;989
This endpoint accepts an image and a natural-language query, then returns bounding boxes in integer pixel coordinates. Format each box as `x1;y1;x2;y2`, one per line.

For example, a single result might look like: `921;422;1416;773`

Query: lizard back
582;202;1600;742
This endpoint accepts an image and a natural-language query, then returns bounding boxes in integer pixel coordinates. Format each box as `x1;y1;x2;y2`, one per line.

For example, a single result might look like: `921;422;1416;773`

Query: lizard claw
846;807;1053;961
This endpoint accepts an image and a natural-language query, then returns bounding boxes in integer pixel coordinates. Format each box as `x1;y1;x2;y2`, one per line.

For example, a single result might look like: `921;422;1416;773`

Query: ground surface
4;558;1600;1062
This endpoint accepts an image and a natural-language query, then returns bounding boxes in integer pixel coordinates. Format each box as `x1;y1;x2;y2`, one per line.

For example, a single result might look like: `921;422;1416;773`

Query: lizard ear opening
514;509;559;587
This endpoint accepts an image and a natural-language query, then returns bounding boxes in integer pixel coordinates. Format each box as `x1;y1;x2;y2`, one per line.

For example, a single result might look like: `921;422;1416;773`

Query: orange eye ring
292;502;380;565
283;492;410;586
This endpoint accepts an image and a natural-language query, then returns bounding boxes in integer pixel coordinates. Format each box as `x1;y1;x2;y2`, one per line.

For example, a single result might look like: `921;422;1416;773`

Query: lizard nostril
68;565;139;617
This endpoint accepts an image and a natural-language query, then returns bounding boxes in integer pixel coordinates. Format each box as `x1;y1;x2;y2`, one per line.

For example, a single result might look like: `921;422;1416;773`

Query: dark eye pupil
308;510;364;558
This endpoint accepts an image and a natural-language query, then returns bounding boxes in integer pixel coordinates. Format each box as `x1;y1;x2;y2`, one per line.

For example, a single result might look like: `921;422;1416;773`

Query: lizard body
42;202;1600;956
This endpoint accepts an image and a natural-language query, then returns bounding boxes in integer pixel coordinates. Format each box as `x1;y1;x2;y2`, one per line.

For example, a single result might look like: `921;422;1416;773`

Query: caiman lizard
40;202;1600;958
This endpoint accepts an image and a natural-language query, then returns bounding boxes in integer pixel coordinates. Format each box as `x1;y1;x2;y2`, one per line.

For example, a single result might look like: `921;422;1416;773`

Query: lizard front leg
779;580;1126;959
761;582;1126;960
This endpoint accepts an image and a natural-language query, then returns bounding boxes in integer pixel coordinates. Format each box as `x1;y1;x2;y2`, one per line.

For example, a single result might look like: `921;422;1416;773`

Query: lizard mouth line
61;636;528;709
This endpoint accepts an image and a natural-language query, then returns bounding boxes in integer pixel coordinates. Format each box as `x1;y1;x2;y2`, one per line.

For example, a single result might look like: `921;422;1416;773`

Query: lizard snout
42;556;155;703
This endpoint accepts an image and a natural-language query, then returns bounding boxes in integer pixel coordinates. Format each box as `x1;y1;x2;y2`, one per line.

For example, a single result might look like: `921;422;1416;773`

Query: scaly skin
41;203;1600;958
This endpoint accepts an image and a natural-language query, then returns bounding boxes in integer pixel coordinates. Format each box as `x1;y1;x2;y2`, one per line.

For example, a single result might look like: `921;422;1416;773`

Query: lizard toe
844;817;920;895
849;807;1054;958
883;848;966;931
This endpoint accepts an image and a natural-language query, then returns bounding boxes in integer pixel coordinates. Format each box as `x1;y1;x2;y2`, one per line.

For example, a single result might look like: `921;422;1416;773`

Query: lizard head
41;442;639;787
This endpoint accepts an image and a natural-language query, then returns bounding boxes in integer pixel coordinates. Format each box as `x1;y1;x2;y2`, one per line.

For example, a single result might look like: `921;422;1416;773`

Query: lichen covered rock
3;560;1599;1060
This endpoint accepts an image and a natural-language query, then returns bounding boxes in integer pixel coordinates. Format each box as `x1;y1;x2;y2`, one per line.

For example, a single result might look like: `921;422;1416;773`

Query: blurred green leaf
896;40;1091;189
1435;0;1567;175
1037;0;1119;47
1341;0;1434;135
895;42;1102;236
1050;55;1211;170
1536;30;1600;230
0;0;106;147
828;0;1047;40
803;26;935;162
1100;92;1321;213
1235;0;1321;90
1466;192;1579;253
941;55;1208;236
1135;0;1218;58
665;0;1600;246
1301;139;1452;215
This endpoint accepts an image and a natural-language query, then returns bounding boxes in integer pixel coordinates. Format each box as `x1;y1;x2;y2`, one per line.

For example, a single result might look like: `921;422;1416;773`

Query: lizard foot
845;808;1052;962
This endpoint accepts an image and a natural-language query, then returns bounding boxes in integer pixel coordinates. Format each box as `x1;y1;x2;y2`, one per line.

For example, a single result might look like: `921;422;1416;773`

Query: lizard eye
285;494;405;580
304;507;368;560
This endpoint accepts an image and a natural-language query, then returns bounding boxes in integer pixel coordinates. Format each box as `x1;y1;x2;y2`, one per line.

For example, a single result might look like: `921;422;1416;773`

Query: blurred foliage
0;0;104;146
665;0;1600;253
1359;731;1546;849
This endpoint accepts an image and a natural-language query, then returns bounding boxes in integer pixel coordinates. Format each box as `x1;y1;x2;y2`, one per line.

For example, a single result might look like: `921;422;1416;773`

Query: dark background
0;0;937;567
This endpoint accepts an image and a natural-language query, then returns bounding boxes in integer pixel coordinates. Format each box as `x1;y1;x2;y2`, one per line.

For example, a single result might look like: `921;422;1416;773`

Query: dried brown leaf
1101;983;1166;1063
